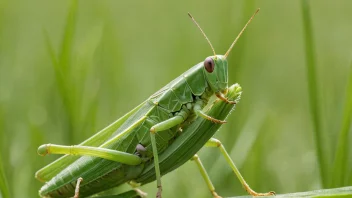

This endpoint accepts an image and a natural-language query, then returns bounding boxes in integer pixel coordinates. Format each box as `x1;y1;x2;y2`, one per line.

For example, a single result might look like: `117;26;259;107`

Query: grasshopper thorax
203;55;228;94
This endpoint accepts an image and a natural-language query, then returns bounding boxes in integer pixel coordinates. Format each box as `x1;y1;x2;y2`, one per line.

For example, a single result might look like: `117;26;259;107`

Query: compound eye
204;57;214;73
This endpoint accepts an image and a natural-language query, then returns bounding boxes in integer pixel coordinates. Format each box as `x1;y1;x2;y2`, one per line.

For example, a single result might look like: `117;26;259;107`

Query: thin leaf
232;186;352;198
93;190;141;198
332;62;352;186
301;0;328;187
44;0;78;144
0;154;10;198
58;0;78;73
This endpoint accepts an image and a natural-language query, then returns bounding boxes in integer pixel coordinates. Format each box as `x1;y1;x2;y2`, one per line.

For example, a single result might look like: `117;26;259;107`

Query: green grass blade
232;186;352;197
227;0;255;80
0;154;10;198
301;0;328;187
58;0;78;73
89;190;141;198
53;0;78;144
43;29;68;111
332;62;352;187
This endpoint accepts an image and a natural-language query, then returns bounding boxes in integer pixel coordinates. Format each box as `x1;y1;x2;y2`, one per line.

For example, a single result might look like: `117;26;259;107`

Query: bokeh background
0;0;351;197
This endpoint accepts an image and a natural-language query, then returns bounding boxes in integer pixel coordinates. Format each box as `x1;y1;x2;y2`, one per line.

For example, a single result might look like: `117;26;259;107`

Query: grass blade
93;190;141;198
232;186;352;197
301;0;327;187
58;0;78;73
227;0;255;80
0;154;10;198
44;0;78;144
332;62;352;187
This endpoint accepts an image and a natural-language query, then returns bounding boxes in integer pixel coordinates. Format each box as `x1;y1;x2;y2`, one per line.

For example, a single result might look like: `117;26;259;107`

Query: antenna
188;13;216;57
224;8;260;58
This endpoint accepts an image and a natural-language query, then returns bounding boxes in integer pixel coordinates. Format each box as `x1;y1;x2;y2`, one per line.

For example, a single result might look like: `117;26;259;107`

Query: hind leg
191;154;221;198
205;138;275;196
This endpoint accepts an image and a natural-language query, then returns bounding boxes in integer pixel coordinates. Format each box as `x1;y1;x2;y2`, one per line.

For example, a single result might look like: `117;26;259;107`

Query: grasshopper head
189;9;259;95
203;55;228;94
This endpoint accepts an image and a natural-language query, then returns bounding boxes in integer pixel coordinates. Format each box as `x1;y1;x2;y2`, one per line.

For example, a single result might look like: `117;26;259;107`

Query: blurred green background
0;0;351;197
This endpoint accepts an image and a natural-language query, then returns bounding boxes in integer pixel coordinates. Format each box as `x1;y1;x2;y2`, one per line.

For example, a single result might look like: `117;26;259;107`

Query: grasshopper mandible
35;9;275;198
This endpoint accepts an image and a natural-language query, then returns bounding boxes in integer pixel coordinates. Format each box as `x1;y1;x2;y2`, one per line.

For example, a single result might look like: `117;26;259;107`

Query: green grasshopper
35;9;275;198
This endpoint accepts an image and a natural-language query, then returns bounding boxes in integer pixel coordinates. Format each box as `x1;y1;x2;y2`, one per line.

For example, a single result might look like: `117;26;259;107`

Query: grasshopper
35;9;275;198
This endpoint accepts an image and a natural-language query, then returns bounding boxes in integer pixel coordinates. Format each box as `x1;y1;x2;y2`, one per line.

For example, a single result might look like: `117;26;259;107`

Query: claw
197;110;226;124
216;92;236;104
244;182;275;196
208;117;227;124
212;191;222;198
134;188;148;198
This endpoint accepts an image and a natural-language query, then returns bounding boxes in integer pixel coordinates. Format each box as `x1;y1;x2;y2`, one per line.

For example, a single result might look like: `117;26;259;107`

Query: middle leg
149;108;190;198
